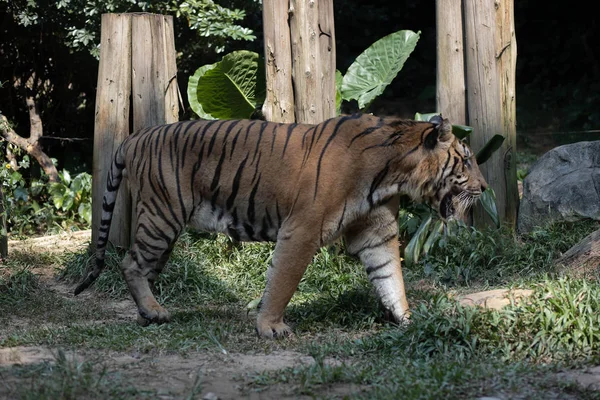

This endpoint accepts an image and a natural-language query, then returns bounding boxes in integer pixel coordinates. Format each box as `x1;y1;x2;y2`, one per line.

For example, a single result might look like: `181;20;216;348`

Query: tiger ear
424;116;452;149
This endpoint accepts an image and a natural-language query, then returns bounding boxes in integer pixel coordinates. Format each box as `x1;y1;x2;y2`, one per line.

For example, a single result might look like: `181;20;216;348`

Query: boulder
518;141;600;233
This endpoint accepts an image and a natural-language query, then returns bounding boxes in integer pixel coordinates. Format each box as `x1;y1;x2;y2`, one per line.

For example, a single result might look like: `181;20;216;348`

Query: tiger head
401;116;488;220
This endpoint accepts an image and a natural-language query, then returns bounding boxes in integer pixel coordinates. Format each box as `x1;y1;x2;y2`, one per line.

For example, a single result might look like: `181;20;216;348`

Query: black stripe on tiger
313;114;361;199
226;153;249;210
229;123;245;160
149;197;180;236
157;148;183;227
247;174;261;225
365;259;392;275
102;199;115;212
228;208;241;241
207;120;229;156
367;160;392;206
369;274;392;282
351;232;397;257
337;200;348;232
211;143;228;191
270;123;279;154
348;118;384;147
252;122;269;163
210;187;220;211
282;123;296;157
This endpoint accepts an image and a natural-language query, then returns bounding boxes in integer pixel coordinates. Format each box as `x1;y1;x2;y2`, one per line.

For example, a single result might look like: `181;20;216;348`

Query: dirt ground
3;231;600;399
1;231;361;399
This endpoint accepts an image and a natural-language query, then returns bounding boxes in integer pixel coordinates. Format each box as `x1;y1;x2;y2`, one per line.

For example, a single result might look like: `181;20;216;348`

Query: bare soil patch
1;231;360;400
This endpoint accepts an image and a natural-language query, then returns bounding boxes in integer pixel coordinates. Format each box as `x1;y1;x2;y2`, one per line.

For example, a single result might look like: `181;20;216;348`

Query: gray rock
518;141;600;233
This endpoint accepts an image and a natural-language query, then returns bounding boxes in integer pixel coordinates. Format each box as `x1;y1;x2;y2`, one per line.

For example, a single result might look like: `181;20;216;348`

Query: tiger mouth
440;193;455;219
439;190;482;220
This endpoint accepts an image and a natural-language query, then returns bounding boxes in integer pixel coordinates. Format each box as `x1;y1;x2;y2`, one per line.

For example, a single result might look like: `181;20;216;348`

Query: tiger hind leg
123;210;181;326
120;246;172;326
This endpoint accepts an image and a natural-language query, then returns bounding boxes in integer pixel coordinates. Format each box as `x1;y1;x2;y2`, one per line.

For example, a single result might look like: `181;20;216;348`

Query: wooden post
288;0;336;123
317;0;336;120
262;0;296;123
130;14;179;244
496;0;519;228
436;0;466;125
463;0;506;226
131;14;179;130
92;14;132;249
436;0;518;228
92;13;179;249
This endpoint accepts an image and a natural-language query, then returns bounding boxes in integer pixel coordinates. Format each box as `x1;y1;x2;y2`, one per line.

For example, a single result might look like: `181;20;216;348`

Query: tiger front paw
256;316;294;339
388;309;411;326
137;303;171;326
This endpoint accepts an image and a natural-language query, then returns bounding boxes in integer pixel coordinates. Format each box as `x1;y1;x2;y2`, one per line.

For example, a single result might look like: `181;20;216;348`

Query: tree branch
0;114;59;182
26;95;44;142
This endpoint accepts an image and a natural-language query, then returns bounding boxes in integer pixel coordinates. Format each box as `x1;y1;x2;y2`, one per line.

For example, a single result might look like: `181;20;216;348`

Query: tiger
74;113;487;338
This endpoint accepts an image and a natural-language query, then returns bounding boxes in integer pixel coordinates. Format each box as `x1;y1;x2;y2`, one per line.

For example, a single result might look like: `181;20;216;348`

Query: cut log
556;228;600;279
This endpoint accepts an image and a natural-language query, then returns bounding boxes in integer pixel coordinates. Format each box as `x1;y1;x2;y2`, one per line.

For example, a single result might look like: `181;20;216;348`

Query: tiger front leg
121;250;171;326
344;199;410;324
256;232;319;339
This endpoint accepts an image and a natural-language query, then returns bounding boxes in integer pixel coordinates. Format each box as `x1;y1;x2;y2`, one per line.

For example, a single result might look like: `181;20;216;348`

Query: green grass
1;219;600;399
413;219;599;287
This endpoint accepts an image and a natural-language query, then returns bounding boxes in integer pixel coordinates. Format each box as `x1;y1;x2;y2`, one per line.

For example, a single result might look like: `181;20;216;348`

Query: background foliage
1;0;598;170
1;0;599;237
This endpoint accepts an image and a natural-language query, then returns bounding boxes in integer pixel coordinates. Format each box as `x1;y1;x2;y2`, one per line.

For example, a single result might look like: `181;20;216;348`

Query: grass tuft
417;220;599;286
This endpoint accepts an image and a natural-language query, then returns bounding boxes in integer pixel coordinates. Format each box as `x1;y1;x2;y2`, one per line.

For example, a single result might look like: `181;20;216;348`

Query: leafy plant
7;0;257;57
49;170;92;226
0;143;91;237
187;50;265;120
339;30;420;110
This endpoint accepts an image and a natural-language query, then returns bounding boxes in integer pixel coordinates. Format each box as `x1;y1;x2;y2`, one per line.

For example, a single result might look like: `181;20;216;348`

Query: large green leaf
342;30;420;109
423;219;444;256
476;134;505;165
479;188;500;227
451;124;473;140
14;187;28;202
187;50;265;120
187;64;218;120
404;213;433;267
414;112;438;122
78;202;92;225
335;69;343;115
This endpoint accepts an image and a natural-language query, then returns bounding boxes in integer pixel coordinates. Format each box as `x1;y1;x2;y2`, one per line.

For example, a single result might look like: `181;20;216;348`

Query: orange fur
75;113;487;338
